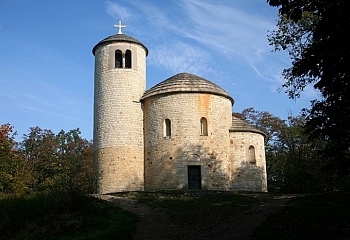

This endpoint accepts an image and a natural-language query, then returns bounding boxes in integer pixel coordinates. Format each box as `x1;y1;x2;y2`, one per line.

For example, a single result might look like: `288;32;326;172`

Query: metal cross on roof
114;21;126;34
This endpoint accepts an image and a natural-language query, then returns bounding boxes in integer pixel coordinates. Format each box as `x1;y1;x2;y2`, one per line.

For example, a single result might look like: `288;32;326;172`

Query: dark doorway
188;166;201;190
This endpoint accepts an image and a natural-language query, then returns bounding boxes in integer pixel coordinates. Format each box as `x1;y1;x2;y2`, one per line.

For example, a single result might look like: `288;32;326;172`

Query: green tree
21;127;58;191
55;129;94;193
0;124;30;194
267;0;350;186
21;127;94;193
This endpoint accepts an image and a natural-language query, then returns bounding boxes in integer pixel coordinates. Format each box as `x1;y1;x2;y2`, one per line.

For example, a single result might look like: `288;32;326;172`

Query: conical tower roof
141;72;234;104
92;33;148;56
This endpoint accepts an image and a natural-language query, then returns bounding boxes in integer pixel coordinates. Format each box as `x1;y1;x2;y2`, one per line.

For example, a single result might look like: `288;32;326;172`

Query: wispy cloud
177;0;274;56
175;0;280;82
105;1;133;21
104;0;285;87
149;41;214;75
136;2;174;30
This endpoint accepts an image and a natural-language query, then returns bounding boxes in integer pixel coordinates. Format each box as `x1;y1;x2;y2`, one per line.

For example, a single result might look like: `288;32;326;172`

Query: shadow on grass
252;192;350;239
115;191;350;239
0;191;137;240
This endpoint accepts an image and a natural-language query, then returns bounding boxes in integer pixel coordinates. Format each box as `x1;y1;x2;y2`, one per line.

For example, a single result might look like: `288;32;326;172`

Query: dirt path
98;194;295;240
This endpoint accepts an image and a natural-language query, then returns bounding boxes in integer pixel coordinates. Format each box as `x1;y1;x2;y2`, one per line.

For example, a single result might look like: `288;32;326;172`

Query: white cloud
169;0;289;87
103;0;289;90
137;3;173;29
105;1;132;21
149;41;214;76
178;0;275;60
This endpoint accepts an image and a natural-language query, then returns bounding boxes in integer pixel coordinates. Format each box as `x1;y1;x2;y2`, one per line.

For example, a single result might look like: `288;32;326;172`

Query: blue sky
0;0;318;141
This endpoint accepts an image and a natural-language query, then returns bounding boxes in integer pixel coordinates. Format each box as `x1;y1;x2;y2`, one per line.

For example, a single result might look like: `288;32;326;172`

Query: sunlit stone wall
143;92;233;191
93;41;146;194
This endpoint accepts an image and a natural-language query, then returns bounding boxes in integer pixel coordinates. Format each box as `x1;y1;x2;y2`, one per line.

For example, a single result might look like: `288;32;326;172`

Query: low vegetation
0;190;137;240
252;191;350;239
118;191;350;239
1;190;349;239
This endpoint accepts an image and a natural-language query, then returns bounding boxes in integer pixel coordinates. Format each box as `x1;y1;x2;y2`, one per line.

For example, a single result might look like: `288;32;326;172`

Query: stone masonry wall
93;41;146;194
94;147;144;194
229;131;267;192
143;92;233;191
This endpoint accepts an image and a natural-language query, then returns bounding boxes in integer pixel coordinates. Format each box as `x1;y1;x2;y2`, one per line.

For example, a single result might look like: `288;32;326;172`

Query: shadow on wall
145;144;267;192
94;169;146;194
231;161;267;192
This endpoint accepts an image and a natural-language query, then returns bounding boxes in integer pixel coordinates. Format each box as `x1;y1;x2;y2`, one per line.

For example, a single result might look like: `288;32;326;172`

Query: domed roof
141;73;234;104
230;116;266;137
92;34;148;56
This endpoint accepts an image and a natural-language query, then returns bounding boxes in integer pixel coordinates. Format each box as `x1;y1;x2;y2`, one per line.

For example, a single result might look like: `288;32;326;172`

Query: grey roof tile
92;34;148;56
141;72;234;104
230;116;266;137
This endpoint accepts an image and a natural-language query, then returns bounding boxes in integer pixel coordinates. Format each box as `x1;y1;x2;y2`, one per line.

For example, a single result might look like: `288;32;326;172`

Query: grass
117;190;350;239
118;190;260;212
0;191;137;240
1;190;349;239
117;190;262;233
252;192;350;240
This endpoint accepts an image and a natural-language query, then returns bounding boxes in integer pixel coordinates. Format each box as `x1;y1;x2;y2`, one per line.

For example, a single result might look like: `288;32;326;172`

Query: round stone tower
92;23;148;194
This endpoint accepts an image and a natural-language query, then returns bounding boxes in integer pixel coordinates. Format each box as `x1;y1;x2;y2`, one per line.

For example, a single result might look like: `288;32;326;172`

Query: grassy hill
1;191;349;239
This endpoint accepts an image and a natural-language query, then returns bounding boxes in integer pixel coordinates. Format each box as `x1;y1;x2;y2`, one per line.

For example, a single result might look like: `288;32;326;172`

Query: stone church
92;22;267;194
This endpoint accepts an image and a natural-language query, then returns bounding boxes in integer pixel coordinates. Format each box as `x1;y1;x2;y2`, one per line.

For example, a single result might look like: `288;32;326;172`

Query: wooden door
188;166;201;190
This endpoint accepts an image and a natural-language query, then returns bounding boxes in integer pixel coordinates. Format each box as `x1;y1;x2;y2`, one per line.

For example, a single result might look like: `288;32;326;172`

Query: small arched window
115;50;123;68
200;117;208;136
164;119;171;138
125;50;132;68
249;145;256;164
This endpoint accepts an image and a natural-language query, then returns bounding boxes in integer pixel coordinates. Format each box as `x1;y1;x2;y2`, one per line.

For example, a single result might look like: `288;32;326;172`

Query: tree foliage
0;124;94;195
0;124;30;194
267;0;350;181
21;127;94;192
